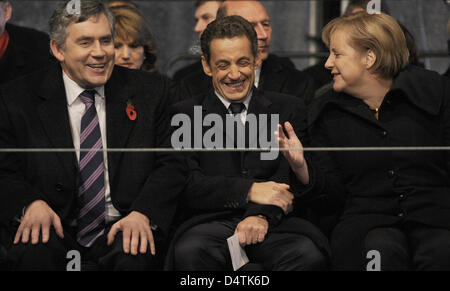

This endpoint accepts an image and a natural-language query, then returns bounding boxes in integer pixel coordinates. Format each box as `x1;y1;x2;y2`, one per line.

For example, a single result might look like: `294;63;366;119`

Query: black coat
0;23;54;85
175;54;315;104
0;64;187;242
307;65;450;269
172;60;203;82
164;87;330;269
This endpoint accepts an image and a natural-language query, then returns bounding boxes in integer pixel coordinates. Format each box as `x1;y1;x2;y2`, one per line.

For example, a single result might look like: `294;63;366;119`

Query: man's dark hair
200;15;258;64
50;0;115;48
195;0;223;9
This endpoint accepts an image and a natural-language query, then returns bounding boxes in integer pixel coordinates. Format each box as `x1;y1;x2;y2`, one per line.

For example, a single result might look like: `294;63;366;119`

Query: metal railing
164;50;449;76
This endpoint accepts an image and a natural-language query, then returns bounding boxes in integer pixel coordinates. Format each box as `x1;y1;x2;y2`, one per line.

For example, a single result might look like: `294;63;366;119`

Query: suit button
55;183;64;192
241;169;248;176
399;194;405;200
398;212;404;217
388;170;395;178
381;131;388;137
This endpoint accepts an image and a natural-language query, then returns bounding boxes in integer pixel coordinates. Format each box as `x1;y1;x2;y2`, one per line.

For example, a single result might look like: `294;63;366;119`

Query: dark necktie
228;103;246;148
228;102;246;115
77;90;106;247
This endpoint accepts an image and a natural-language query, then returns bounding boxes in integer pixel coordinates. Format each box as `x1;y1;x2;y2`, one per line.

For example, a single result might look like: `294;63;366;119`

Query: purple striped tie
77;90;106;247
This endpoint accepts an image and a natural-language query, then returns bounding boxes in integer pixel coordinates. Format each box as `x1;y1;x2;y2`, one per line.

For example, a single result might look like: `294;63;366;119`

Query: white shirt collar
254;65;262;88
214;90;252;112
62;70;105;106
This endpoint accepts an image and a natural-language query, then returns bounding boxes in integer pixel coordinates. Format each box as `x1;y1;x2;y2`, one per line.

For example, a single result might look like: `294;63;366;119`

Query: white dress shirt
63;71;121;223
215;90;252;124
254;65;262;88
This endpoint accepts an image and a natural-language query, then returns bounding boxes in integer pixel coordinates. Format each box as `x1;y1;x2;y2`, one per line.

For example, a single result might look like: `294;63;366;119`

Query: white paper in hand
227;233;249;271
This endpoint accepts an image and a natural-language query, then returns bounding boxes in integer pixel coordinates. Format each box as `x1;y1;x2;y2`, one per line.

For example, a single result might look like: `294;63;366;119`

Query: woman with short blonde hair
322;12;409;79
277;12;450;270
111;5;157;72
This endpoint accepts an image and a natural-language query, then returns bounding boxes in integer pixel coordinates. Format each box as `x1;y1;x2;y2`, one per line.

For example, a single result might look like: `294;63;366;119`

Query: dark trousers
6;223;161;271
173;217;326;271
363;224;450;271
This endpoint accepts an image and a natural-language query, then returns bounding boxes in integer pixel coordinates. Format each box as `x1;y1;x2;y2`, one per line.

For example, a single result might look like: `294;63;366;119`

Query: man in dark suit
0;0;185;270
168;15;329;271
172;0;222;83
0;1;54;85
175;0;315;104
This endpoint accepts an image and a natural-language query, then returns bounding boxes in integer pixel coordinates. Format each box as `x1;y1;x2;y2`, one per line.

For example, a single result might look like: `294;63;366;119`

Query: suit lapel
201;90;233;146
246;88;272;150
104;68;136;183
35;65;77;178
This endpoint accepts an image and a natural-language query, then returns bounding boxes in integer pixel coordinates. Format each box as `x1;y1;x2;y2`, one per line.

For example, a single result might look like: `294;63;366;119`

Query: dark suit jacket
164;87;330;269
172;60;203;82
175;54;315;104
307;65;450;269
0;64;186;242
0;23;54;85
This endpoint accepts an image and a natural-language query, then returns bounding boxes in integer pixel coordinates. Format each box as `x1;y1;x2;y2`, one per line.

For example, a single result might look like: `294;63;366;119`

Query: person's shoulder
0;65;59;107
256;88;306;113
172;60;203;82
112;66;171;87
263;54;313;82
1;64;55;90
265;54;295;70
6;23;49;49
171;91;208;112
393;65;450;113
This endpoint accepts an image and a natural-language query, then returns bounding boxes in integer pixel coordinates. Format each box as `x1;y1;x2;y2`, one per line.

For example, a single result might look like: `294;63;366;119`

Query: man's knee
174;234;207;269
415;240;450;270
364;228;409;271
7;230;67;271
173;233;229;270
272;235;327;271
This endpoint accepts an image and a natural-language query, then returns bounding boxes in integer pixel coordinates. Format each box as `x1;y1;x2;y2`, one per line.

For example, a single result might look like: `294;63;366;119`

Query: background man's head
217;0;271;62
194;0;222;37
49;0;115;89
0;1;12;36
105;0;137;9
344;0;389;15
200;15;258;102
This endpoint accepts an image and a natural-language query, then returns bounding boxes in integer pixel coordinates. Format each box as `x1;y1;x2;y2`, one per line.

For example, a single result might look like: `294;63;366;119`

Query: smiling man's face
202;35;256;102
51;13;115;89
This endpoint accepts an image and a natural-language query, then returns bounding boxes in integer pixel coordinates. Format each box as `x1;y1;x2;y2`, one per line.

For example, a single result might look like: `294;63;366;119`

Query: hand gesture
276;122;310;184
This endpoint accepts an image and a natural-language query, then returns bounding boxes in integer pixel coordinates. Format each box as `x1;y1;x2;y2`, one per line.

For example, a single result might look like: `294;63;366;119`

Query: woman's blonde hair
111;5;157;72
322;12;409;79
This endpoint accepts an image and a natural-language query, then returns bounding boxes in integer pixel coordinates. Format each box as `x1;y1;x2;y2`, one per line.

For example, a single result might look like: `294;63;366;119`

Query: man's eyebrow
76;36;93;42
214;59;230;65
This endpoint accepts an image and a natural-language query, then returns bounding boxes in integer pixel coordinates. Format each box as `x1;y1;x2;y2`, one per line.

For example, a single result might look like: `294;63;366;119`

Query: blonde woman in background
110;5;157;72
277;12;450;271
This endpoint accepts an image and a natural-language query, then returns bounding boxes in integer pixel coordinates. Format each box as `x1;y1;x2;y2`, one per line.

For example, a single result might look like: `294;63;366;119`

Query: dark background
7;0;449;76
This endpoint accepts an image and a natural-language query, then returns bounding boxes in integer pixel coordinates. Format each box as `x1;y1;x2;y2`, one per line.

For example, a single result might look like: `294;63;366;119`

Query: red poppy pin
126;100;137;121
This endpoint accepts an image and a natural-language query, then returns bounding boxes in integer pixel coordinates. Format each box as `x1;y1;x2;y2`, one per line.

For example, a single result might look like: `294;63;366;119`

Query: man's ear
364;49;377;70
50;39;65;62
201;55;212;77
4;2;12;23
